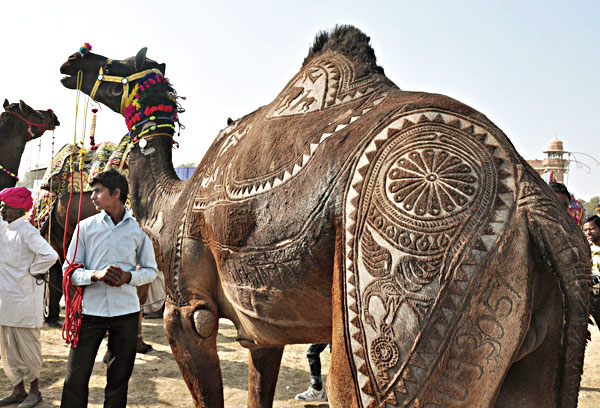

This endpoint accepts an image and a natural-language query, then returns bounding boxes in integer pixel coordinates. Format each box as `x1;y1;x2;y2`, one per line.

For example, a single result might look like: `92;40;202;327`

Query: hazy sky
3;1;599;198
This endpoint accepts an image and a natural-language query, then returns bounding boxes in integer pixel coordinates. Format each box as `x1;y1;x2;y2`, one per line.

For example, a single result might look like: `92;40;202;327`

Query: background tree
583;196;600;216
175;162;198;168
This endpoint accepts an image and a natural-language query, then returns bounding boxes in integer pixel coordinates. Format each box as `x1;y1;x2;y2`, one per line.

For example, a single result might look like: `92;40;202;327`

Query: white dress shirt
64;209;158;317
0;217;59;328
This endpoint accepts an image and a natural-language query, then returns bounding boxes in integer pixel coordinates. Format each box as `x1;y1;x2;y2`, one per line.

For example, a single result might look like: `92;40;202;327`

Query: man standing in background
584;215;600;329
0;187;58;408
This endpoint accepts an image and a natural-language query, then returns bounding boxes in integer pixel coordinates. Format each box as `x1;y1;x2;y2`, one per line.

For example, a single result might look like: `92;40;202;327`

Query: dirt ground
0;316;599;407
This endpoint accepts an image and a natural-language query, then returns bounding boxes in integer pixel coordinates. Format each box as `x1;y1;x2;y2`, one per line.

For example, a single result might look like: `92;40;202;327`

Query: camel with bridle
59;26;591;407
0;99;58;190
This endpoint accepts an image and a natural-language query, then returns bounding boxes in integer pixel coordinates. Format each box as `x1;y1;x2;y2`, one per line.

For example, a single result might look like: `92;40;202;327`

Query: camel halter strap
4;109;51;140
90;65;164;115
62;70;88;349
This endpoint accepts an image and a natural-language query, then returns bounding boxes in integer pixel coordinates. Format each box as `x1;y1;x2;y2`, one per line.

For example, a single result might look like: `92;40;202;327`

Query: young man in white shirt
60;169;158;408
0;187;58;408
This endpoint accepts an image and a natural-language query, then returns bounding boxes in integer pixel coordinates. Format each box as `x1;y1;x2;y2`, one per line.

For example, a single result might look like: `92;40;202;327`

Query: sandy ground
0;316;599;407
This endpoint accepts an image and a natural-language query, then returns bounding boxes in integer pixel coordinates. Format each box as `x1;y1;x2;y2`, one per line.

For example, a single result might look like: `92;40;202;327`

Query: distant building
527;137;569;183
20;167;47;189
175;167;195;180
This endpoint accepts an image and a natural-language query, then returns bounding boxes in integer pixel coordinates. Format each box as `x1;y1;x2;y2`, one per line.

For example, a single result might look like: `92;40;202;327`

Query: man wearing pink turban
0;187;33;213
0;187;58;408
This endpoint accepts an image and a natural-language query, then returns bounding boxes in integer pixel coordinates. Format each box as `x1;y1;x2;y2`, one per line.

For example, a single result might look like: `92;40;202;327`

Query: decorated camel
60;26;591;407
31;139;154;352
0;99;59;190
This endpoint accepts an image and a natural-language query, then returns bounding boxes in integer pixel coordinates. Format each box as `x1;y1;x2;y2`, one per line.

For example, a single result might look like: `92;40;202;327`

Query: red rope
61;160;85;348
4;109;48;140
62;262;84;348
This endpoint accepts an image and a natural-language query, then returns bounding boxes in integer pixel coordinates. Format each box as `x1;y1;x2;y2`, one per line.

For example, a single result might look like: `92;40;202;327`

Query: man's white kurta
0;217;59;328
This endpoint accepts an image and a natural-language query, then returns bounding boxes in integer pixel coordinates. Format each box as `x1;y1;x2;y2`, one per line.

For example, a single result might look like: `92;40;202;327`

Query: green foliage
583;196;600;217
176;162;197;168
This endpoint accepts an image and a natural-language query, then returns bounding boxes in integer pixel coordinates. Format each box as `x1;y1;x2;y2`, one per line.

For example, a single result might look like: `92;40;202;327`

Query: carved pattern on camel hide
191;53;387;210
344;110;518;407
57;25;591;407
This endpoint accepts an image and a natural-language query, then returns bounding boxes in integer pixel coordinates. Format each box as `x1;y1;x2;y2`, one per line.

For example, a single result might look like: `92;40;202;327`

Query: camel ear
3;99;8;109
18;100;33;115
159;63;166;75
135;47;148;71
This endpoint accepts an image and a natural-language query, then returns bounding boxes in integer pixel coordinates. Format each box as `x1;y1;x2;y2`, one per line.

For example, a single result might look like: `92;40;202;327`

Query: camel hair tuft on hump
303;24;384;76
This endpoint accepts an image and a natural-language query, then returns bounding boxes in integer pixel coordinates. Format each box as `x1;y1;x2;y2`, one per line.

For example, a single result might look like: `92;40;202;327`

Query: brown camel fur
0;99;59;190
60;25;591;407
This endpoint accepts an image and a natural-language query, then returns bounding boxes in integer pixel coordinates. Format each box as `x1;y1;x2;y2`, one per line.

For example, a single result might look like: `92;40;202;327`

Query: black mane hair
303;25;384;76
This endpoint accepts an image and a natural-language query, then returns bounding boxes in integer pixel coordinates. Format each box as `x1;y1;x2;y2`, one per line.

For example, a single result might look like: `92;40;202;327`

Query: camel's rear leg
327;216;360;407
494;249;564;407
247;346;284;408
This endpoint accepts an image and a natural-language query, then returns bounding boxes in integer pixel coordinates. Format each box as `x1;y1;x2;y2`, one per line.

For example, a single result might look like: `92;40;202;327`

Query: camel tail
525;179;591;408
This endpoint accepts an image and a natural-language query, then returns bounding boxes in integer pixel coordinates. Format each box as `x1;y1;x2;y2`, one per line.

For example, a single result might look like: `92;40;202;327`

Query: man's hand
92;266;132;287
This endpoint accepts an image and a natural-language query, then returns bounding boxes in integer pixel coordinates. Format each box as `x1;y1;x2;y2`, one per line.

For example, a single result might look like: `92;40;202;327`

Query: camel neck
128;133;183;223
0;117;29;190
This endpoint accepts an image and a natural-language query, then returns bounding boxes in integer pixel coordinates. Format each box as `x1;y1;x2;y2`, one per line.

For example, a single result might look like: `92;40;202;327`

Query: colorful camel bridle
90;64;164;115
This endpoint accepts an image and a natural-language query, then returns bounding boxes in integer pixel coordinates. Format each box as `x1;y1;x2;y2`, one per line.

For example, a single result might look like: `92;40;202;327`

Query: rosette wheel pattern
343;110;516;407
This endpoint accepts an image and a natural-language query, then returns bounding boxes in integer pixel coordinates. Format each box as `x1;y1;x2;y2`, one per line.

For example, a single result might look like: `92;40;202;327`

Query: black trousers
307;343;331;390
60;312;139;408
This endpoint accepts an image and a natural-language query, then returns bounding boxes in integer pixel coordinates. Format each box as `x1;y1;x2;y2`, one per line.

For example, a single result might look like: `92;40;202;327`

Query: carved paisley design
344;110;516;407
386;148;478;217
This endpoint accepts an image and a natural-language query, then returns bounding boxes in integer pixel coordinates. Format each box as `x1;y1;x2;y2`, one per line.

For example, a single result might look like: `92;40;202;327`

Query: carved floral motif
386;149;478;217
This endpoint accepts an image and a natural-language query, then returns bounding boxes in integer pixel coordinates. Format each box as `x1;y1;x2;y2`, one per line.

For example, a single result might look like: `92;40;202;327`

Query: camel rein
62;70;87;348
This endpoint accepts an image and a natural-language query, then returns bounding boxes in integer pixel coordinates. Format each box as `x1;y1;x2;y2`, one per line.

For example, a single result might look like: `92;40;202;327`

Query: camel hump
342;109;521;406
303;25;384;77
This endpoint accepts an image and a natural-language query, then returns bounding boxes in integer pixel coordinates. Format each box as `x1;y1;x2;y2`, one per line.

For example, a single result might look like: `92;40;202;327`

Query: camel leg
136;283;152;353
494;311;563;407
327;220;360;407
494;247;564;407
44;262;63;325
164;300;223;408
247;346;284;408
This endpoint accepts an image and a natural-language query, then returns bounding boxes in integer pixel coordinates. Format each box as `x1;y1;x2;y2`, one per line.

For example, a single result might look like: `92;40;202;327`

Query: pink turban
0;187;33;211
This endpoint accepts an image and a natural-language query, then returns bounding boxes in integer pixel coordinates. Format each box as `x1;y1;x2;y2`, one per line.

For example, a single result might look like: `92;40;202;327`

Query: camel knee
193;307;217;338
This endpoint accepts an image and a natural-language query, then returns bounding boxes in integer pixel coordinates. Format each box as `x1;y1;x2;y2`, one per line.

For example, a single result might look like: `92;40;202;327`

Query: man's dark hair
586;215;600;228
549;181;571;198
90;168;128;204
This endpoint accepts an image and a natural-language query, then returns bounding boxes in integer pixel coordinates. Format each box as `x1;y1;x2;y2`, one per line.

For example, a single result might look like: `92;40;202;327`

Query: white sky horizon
2;1;598;199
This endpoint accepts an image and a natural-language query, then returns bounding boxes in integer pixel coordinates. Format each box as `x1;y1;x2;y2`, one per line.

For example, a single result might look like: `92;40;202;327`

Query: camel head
2;99;60;139
60;47;166;115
